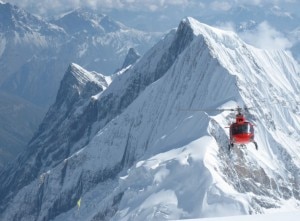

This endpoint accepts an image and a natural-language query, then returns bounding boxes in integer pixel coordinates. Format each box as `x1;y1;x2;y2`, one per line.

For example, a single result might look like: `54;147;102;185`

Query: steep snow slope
0;64;112;217
1;17;300;220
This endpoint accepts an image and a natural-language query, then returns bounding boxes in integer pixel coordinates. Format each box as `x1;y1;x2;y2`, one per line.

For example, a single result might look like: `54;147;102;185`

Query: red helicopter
180;105;258;151
224;106;258;151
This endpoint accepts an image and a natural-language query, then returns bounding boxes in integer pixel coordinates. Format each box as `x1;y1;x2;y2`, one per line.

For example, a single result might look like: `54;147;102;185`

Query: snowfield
180;210;300;221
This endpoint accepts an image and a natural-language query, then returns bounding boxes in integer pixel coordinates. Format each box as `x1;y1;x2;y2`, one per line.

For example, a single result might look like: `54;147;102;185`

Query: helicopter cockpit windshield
231;123;253;135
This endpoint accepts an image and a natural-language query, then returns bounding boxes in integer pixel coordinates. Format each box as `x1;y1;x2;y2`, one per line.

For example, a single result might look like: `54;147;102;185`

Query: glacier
0;17;300;220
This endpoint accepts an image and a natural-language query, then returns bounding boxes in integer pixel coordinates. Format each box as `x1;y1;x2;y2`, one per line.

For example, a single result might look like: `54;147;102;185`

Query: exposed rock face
121;48;141;69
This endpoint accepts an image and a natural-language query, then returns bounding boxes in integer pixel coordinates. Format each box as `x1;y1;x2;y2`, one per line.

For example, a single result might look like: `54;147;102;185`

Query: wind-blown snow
0;17;300;221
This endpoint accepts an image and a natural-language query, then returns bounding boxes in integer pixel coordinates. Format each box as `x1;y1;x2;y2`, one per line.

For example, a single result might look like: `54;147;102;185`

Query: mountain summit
0;17;299;220
52;9;125;35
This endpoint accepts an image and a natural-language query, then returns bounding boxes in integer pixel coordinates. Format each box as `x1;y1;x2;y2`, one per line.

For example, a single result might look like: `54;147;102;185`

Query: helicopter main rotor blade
178;108;235;112
178;106;254;112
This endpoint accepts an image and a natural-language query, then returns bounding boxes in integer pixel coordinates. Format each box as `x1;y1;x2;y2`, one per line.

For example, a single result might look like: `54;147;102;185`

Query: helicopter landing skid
228;142;258;151
228;143;234;151
228;143;246;150
253;141;258;150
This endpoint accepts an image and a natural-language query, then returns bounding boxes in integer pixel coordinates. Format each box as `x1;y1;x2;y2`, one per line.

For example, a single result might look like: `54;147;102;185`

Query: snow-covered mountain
52;8;124;35
0;4;161;106
0;1;65;84
1;17;300;220
109;3;300;61
0;2;162;166
0;1;67;167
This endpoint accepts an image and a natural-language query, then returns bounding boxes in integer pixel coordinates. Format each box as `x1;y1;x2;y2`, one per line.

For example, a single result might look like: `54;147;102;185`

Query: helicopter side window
232;125;241;135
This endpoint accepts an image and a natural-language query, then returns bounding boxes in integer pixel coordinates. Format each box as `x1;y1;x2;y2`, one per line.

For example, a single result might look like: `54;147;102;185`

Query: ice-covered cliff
0;17;300;221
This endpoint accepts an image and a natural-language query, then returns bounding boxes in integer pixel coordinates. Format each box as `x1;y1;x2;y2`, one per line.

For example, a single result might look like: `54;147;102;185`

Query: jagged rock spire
121;48;140;69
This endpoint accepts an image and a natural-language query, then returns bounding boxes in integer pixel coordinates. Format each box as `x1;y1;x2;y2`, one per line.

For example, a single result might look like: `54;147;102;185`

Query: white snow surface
1;17;300;221
180;210;300;221
70;63;111;90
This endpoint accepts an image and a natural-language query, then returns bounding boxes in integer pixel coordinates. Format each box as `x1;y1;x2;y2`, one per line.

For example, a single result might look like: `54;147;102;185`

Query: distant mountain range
0;1;162;167
109;3;300;60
